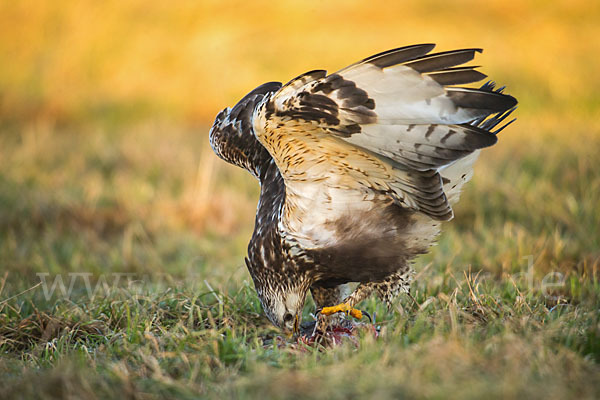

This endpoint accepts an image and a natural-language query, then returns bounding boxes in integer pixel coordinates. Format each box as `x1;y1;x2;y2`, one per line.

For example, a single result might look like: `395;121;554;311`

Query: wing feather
428;67;487;85
402;48;482;73
351;43;437;68
253;44;517;221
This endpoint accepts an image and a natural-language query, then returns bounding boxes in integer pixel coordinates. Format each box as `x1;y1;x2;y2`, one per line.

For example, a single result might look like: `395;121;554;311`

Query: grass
1;119;598;399
1;1;600;399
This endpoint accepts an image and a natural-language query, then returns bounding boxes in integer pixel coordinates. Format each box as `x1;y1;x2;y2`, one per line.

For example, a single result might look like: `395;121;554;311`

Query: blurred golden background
2;0;598;125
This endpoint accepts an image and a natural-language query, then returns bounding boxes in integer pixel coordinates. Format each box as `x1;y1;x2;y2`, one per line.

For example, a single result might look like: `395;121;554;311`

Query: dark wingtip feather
479;80;497;92
469;81;518;134
428;69;487;85
470;106;517;134
404;48;483;73
447;84;518;114
491;108;517;134
360;43;437;69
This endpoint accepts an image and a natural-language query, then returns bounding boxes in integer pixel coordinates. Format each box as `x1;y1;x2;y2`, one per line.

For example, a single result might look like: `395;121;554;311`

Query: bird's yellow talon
320;303;348;316
348;308;362;319
320;303;363;320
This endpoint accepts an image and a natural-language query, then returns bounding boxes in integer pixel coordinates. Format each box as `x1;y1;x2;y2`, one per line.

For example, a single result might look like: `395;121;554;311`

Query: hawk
209;44;517;334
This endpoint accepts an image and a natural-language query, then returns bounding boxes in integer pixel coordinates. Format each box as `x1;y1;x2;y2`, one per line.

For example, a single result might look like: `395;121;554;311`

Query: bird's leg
319;284;374;320
371;268;413;308
316;267;413;334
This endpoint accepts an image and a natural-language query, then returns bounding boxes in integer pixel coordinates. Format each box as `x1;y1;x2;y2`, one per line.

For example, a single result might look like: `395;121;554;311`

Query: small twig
203;280;223;305
448;271;463;290
406;292;421;310
0;282;42;307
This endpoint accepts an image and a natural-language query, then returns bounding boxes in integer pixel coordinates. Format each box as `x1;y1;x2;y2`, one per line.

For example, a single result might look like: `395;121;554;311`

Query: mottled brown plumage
209;44;517;333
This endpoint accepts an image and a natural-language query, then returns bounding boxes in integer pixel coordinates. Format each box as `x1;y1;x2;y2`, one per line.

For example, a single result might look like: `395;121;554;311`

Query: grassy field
1;1;599;399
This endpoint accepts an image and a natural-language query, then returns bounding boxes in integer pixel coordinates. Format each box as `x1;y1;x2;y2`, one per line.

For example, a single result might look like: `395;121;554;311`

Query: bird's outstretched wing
252;44;516;224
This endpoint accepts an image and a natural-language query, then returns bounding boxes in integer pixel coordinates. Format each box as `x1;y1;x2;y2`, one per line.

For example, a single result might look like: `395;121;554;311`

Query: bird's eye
283;312;293;323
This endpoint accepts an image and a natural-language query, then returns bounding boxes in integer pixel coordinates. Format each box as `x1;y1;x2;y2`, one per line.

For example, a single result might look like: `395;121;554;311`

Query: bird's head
245;258;309;334
259;284;307;334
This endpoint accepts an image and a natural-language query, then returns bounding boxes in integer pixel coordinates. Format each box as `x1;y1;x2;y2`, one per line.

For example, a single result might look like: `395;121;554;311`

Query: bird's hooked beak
286;314;300;339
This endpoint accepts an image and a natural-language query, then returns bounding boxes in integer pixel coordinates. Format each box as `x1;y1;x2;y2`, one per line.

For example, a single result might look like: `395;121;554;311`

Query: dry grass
1;0;599;399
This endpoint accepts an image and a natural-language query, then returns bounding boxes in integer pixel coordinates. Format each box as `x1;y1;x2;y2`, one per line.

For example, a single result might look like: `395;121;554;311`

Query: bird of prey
209;44;517;334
